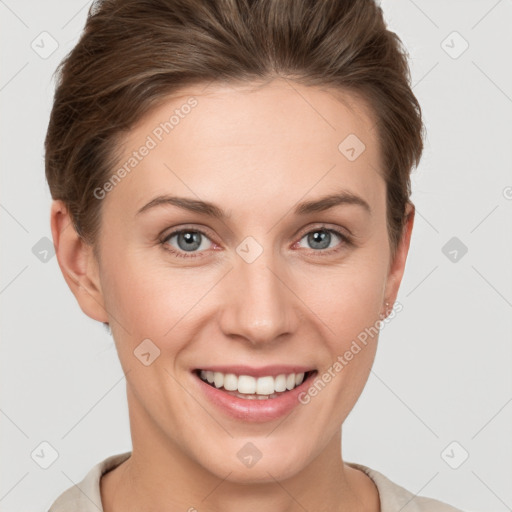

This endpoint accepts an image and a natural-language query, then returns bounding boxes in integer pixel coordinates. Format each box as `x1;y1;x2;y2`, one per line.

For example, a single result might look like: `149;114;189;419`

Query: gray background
1;1;511;511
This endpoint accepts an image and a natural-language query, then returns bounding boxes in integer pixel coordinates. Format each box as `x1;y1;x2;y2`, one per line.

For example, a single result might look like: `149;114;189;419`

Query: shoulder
47;451;132;512
346;462;465;512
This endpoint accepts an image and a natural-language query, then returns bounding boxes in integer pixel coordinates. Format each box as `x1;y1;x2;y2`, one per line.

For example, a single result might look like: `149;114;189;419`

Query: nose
218;247;299;348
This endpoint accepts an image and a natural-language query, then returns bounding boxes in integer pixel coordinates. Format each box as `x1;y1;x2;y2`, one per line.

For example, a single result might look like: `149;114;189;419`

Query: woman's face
60;78;413;482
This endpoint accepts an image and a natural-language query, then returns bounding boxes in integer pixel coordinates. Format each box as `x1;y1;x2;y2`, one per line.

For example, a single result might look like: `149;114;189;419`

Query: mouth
193;368;318;400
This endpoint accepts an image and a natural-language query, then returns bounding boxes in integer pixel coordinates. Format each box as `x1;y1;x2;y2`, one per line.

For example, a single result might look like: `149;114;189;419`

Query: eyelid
160;224;217;243
294;222;352;241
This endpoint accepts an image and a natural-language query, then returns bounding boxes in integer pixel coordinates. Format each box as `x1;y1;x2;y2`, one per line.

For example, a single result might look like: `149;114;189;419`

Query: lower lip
193;370;318;423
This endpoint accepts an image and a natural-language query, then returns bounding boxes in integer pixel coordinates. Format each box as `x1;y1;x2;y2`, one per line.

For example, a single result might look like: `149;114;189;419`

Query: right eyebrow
136;195;228;220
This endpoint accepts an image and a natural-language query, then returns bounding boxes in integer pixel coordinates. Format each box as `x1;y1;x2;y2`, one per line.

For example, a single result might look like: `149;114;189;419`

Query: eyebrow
135;190;372;219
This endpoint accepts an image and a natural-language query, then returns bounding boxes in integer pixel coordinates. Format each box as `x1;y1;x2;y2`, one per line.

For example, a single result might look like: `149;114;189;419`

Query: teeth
223;373;238;391
199;370;308;395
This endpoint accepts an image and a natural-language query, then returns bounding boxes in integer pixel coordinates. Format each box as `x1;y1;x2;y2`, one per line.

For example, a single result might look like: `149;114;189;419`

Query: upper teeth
200;370;307;395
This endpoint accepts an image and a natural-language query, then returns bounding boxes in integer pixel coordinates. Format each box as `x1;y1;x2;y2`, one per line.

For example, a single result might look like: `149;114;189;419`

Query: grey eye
164;230;212;253
298;229;342;251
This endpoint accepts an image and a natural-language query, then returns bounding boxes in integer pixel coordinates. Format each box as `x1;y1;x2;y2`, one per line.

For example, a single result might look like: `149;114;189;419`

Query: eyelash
160;225;352;259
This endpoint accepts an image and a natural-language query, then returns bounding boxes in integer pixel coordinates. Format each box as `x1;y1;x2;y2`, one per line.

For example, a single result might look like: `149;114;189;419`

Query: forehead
108;78;383;215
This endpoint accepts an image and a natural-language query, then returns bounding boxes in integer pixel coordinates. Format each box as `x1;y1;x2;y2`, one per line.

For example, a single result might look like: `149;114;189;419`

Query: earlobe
382;202;415;309
50;200;109;323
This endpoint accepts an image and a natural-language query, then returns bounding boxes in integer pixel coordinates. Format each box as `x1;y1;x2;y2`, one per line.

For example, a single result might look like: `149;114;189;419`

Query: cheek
299;259;387;338
100;248;218;346
294;258;386;404
304;267;385;409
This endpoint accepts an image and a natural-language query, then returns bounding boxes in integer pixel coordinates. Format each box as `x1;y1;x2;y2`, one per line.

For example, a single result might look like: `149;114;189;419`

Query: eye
161;229;213;258
160;225;352;259
295;226;351;255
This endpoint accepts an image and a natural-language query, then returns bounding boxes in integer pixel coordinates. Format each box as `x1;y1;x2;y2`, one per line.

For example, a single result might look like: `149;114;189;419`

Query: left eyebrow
294;190;372;216
135;189;372;219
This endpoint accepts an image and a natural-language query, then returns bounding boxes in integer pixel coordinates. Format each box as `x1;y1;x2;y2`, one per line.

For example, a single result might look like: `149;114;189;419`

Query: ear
382;202;415;309
50;199;108;323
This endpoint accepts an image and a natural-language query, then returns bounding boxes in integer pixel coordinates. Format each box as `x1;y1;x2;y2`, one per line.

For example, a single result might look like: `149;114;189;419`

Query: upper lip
194;365;316;378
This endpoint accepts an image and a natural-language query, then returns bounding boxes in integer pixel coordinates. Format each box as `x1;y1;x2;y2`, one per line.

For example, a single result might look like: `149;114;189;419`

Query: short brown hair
45;0;424;260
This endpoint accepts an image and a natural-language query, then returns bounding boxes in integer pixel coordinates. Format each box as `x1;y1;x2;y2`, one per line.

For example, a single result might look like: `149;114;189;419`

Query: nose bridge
219;244;297;345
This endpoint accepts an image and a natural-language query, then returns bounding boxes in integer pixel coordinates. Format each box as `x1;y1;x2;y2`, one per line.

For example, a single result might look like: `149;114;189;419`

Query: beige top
48;451;464;511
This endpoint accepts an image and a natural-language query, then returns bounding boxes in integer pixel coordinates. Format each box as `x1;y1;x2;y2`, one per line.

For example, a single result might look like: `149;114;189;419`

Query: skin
51;78;414;512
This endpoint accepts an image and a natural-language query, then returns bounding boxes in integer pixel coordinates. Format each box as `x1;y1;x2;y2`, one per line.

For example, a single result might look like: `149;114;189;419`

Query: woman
45;0;464;510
